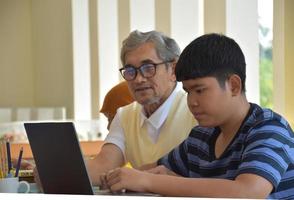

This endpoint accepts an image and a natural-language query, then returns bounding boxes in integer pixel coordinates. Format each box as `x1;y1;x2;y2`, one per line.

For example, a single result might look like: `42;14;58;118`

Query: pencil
15;147;23;177
6;140;12;173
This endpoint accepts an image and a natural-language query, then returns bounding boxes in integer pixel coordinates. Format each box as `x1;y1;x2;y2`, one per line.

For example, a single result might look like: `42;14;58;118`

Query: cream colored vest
120;90;197;168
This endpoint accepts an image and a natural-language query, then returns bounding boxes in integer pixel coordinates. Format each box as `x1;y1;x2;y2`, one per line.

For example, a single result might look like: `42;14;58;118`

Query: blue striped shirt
158;103;294;199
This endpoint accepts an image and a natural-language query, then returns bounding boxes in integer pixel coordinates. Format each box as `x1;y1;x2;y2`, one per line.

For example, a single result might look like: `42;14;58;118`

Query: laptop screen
24;122;94;195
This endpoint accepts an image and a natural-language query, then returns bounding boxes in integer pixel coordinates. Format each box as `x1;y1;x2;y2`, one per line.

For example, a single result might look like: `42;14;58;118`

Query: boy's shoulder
243;103;293;142
247;103;290;129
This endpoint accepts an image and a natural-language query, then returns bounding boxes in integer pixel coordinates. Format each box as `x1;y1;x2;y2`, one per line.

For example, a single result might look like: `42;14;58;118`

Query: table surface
11;183;219;199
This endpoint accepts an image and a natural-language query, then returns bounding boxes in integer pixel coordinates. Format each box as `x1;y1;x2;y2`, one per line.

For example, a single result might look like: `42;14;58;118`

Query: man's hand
106;167;150;193
99;172;109;189
33;167;44;193
86;144;125;186
12;158;34;170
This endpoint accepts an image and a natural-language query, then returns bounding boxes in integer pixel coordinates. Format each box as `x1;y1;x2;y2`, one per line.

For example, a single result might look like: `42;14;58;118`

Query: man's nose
133;71;147;83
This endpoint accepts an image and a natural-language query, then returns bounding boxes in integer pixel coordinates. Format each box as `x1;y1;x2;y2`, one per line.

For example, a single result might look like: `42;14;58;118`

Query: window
258;0;273;108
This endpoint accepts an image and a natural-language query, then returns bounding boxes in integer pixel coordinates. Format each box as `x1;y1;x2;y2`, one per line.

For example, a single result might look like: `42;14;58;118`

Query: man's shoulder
171;88;189;106
116;101;141;120
119;101;139;111
174;87;186;96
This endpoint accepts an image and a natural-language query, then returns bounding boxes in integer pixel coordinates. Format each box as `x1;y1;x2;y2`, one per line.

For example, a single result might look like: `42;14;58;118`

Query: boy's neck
219;98;250;139
215;98;250;158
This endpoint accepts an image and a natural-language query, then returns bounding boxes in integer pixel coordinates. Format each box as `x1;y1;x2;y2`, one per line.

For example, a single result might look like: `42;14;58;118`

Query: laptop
24;122;160;196
24;122;95;195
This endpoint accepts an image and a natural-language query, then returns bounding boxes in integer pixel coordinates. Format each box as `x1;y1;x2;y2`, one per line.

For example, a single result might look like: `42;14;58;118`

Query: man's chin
137;97;160;106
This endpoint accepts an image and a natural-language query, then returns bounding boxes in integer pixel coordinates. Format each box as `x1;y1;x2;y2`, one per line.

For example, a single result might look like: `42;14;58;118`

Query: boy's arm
106;167;273;198
138;162;157;170
145;165;179;176
146;172;273;198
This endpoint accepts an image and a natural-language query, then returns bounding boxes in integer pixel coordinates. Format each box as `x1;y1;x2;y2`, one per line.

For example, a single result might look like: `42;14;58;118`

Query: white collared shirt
104;83;182;155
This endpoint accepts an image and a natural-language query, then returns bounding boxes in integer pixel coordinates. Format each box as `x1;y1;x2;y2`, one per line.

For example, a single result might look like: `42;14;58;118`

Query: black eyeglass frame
119;60;173;81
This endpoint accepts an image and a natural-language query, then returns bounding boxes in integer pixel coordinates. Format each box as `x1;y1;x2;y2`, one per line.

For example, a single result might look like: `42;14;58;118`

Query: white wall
226;0;260;104
130;0;155;32
171;0;204;50
72;0;91;120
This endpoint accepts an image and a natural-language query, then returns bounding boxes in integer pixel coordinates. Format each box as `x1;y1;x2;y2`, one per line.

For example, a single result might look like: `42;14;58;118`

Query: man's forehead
124;42;160;64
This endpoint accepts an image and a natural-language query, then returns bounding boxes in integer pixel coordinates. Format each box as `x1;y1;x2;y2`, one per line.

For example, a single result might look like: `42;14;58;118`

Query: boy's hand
146;165;178;176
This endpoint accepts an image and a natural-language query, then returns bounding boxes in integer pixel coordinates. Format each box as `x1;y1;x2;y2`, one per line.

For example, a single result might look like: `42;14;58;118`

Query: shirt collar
139;83;182;129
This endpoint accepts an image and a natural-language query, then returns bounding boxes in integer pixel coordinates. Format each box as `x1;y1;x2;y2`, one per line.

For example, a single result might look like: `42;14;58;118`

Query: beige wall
0;0;74;117
284;0;294;126
204;0;226;34
273;0;294;127
0;0;35;106
31;0;74;118
155;0;171;35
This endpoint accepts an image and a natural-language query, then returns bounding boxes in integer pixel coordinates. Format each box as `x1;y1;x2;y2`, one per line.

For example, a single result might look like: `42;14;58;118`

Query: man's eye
142;63;154;69
125;68;135;73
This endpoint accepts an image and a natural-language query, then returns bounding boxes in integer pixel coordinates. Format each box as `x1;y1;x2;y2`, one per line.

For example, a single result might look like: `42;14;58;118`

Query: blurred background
0;0;293;143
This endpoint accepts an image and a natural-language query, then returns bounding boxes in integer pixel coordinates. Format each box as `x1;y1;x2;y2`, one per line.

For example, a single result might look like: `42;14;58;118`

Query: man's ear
169;61;177;81
228;74;242;96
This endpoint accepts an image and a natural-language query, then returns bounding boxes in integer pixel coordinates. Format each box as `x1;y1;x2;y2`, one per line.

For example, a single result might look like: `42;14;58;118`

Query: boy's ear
228;74;242;96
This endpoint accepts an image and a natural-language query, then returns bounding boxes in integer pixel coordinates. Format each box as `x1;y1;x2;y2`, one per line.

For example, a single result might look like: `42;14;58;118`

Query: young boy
104;33;294;199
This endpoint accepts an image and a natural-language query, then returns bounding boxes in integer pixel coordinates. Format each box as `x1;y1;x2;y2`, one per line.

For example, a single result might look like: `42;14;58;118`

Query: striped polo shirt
158;103;294;199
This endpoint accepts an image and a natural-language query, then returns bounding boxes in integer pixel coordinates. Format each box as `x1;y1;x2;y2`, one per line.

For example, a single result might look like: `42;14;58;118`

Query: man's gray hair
120;30;181;65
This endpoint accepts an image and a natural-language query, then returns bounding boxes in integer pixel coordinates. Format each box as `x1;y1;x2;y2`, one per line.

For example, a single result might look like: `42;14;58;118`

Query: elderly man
87;30;196;185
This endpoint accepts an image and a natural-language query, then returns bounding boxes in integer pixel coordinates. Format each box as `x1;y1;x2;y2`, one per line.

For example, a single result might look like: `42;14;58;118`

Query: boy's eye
196;88;205;94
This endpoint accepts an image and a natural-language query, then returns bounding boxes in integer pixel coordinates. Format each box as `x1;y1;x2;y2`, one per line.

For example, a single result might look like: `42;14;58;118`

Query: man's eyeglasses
119;61;173;81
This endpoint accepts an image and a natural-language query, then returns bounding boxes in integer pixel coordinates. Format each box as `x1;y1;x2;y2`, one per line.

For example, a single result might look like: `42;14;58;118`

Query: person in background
104;33;294;199
100;81;134;130
86;30;197;186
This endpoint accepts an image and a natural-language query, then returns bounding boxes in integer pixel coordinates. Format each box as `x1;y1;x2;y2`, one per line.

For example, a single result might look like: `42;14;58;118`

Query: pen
6;140;12;173
15;147;23;177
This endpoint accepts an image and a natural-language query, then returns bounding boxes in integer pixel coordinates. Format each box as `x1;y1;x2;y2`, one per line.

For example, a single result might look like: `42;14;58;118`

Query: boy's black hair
175;33;246;92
